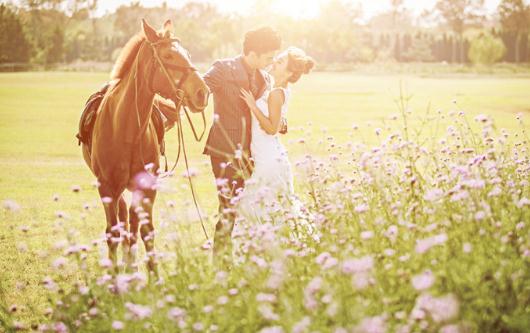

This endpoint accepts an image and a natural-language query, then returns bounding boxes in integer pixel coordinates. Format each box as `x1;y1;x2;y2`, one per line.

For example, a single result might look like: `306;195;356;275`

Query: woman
237;47;314;225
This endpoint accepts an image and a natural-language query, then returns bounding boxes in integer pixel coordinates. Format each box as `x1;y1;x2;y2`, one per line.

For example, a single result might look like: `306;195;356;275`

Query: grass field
0;71;529;328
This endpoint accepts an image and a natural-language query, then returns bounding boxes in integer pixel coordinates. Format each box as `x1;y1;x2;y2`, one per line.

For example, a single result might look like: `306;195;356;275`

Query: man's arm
203;60;226;94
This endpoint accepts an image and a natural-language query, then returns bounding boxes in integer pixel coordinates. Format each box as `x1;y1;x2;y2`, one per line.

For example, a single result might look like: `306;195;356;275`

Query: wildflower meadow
1;76;528;332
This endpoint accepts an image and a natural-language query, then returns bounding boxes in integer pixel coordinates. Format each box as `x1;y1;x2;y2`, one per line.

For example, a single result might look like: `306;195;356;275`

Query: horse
81;19;209;273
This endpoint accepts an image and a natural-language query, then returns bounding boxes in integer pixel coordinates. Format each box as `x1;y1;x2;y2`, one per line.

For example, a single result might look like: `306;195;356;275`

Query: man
203;27;285;263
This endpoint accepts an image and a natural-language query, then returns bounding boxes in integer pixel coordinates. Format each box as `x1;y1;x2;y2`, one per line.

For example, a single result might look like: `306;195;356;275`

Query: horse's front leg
99;186;121;272
126;200;139;273
117;195;132;271
139;189;158;275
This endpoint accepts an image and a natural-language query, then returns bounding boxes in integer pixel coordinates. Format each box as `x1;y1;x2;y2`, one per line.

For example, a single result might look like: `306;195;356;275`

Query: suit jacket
203;56;271;159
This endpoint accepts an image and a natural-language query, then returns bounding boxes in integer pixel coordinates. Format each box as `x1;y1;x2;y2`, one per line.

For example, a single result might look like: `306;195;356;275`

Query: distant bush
468;33;507;65
402;38;435;62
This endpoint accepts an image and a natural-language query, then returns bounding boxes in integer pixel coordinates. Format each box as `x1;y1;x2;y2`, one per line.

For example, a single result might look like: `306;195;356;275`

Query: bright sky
92;0;503;18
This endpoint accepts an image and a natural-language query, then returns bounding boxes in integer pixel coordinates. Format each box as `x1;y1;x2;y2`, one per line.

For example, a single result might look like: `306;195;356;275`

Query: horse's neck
106;55;155;144
117;62;155;119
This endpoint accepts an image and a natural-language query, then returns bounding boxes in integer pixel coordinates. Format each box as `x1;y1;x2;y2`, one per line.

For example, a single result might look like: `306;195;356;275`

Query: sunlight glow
89;0;502;18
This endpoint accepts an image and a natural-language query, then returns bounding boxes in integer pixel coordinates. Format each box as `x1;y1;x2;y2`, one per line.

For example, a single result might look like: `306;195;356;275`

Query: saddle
76;82;172;156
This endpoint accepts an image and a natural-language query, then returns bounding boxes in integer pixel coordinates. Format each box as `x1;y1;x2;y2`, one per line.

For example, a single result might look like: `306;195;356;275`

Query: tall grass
1;93;529;333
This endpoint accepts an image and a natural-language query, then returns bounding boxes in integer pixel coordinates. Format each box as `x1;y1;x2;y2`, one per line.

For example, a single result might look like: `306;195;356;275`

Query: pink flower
355;203;369;213
342;256;374;274
217;296;229;305
292;317;311;333
352;271;371;290
2;199;20;212
488;186;502;197
258;304;279;321
440;324;464;333
112;321;124;330
462;178;485;189
54;322;68;333
353;315;387;333
316;252;338;270
182;167;199;178
361;231;374;240
124;302;152;320
258;326;284;333
424;189;444;202
414;293;459;323
192;322;204;331
411;270;435;291
167;307;186;322
450;190;469;202
474;211;486;221
256;293;277;303
415;233;448;254
52;257;68;269
134;171;157;190
516;197;530;208
474;114;489;123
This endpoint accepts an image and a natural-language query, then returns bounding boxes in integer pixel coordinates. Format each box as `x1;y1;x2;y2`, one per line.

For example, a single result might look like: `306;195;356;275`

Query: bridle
133;37;210;240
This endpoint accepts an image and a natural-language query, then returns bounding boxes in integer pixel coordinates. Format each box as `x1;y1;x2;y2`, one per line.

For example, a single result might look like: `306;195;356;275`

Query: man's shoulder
212;57;240;70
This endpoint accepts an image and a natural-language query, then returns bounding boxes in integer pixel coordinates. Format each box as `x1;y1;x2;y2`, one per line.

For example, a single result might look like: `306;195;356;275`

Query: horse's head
142;19;209;113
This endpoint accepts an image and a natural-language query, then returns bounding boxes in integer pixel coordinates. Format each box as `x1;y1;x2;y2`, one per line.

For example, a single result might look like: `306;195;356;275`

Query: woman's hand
240;89;258;112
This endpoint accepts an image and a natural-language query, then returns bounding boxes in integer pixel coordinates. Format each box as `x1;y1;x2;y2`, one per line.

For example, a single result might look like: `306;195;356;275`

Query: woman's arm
240;88;284;135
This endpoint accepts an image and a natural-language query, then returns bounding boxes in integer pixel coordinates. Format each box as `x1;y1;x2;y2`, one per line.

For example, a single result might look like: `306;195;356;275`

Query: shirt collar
238;55;255;76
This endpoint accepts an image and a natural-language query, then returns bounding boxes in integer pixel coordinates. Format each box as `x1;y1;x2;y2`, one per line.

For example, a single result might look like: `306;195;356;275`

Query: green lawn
0;71;529;324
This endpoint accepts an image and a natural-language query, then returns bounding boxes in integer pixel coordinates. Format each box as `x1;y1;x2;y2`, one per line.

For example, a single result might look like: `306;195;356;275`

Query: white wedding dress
233;88;319;261
236;87;298;223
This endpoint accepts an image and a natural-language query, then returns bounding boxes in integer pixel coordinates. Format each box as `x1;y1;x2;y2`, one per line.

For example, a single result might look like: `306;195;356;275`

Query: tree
46;24;64;63
0;4;32;63
468;32;506;65
391;0;404;29
498;0;530;63
402;35;434;62
434;0;485;63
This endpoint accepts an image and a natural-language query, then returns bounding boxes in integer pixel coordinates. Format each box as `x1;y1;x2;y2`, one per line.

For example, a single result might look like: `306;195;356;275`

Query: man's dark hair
243;26;281;56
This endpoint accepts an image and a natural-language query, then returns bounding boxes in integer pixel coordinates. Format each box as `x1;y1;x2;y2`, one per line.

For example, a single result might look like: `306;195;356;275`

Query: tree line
1;0;529;69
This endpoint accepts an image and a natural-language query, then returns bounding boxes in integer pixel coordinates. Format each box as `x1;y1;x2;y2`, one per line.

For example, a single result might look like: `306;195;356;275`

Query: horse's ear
163;19;173;39
163;19;173;31
142;19;159;43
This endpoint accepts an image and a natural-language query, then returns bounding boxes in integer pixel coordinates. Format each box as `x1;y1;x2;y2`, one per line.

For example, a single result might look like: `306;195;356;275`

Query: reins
132;38;209;240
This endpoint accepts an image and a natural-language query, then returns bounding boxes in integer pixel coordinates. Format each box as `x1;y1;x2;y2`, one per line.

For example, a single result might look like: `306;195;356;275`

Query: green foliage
0;4;31;63
434;0;485;35
498;0;530;63
402;37;435;62
469;33;507;65
498;0;529;32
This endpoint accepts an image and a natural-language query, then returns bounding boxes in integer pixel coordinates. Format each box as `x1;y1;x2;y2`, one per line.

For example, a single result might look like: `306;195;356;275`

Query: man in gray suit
203;27;284;263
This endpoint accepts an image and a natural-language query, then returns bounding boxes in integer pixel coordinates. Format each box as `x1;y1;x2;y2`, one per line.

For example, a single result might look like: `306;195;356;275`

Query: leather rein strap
135;38;209;240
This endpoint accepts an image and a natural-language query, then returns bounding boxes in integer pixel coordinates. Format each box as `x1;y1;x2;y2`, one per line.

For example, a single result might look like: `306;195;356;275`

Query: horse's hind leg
139;189;157;274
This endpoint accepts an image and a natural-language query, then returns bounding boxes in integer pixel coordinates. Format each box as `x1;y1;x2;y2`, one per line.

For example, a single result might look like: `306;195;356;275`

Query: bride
236;47;314;227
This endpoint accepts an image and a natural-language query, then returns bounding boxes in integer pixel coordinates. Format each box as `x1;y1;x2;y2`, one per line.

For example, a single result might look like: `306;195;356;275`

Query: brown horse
82;19;209;272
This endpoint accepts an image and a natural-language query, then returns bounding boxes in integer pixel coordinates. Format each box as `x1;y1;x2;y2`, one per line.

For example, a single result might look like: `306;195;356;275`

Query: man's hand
279;117;288;134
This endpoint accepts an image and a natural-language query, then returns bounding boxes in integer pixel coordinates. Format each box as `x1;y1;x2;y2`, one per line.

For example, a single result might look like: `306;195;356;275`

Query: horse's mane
110;33;146;80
